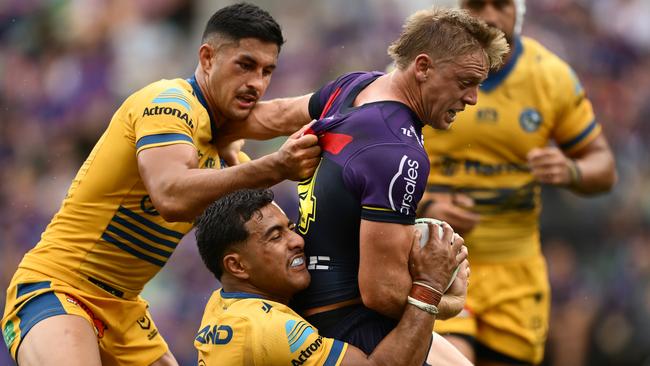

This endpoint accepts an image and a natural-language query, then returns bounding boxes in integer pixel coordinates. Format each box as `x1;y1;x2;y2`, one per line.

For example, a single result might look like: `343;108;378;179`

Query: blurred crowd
1;0;648;365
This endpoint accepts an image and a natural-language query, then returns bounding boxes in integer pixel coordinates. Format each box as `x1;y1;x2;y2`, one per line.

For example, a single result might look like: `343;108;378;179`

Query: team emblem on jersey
140;195;160;216
285;319;315;353
297;161;322;235
519;108;543;132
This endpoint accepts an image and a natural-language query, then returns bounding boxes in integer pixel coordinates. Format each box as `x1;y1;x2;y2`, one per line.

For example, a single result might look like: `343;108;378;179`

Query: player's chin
429;119;452;130
228;105;254;121
290;270;311;291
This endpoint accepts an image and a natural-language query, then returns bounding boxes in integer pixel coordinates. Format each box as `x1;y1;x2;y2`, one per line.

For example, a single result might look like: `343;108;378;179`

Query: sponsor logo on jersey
389;155;420;215
291;336;324;366
519;108;542;132
400;126;424;147
285;319;315;353
143;105;194;129
2;320;15;349
195;324;233;345
437;156;528;177
476;107;498;123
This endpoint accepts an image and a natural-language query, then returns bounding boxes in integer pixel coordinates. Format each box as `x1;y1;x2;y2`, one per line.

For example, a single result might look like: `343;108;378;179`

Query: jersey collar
186;75;218;143
480;36;524;93
220;289;266;299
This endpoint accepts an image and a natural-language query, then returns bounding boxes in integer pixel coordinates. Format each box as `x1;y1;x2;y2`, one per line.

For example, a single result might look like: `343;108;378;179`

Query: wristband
410;282;442;306
407;296;439;315
568;159;582;187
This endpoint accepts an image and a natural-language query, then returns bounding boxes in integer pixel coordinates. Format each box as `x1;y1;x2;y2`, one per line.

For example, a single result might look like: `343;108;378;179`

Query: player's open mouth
289;255;305;269
447;108;463;122
236;95;257;108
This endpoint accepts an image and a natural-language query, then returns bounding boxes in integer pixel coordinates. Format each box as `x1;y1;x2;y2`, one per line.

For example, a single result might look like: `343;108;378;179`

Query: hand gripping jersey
195;289;347;366
423;37;601;262
292;72;430;311
17;76;244;297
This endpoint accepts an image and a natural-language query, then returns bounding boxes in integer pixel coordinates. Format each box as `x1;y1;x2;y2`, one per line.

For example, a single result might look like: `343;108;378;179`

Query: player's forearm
570;145;617;195
150;155;283;222
360;273;411;319
366;305;435;365
219;95;313;141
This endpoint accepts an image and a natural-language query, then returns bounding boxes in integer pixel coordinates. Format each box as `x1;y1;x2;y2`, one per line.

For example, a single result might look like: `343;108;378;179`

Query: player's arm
215;94;313;142
344;224;464;365
358;220;467;320
417;191;481;235
528;134;616;195
138;127;319;222
358;220;413;319
529;62;617;195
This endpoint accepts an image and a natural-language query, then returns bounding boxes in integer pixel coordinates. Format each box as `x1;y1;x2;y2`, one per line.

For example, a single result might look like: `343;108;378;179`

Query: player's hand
273;123;321;181
409;222;466;293
217;139;245;167
527;147;573;186
437;253;469;320
420;192;480;235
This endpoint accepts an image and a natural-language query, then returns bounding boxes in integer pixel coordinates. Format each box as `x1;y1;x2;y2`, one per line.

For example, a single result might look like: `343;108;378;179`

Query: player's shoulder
126;78;197;109
521;37;575;80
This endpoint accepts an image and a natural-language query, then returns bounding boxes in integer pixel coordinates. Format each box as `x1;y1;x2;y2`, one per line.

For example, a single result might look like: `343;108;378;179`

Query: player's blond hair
388;7;508;71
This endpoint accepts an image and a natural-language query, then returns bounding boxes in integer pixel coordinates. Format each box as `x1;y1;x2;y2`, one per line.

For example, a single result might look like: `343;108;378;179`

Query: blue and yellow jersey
195;289;347;366
18;77;248;297
424;36;600;261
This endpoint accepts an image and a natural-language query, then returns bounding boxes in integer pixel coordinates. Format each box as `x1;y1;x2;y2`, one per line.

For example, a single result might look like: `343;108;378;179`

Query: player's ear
414;54;432;83
198;42;216;73
223;253;250;280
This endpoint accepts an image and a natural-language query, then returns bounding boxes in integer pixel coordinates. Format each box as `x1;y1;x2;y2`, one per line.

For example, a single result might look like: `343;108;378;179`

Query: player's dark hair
202;3;285;51
195;189;275;279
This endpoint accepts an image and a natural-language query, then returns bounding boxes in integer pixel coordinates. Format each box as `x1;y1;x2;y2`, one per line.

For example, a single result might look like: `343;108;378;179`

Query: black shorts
306;304;398;354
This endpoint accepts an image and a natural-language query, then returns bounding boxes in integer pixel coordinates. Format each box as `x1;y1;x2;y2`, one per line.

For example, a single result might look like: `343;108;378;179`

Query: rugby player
193;189;465;366
420;1;617;365
219;6;509;357
1;3;320;366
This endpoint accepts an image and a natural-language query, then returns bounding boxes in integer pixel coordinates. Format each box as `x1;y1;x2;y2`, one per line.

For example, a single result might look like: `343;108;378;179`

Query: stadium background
1;0;649;364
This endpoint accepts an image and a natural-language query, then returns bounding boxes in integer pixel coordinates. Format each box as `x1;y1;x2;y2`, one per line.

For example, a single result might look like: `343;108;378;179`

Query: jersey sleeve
550;62;601;154
132;85;198;154
257;310;347;366
343;144;430;225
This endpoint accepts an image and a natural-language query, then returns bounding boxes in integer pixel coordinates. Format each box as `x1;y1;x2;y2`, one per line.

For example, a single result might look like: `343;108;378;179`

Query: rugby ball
414;218;461;293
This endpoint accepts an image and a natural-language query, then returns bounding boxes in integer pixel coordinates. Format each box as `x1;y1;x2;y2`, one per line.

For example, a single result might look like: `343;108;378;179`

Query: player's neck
386;69;426;120
221;277;291;304
193;69;227;128
354;73;407;107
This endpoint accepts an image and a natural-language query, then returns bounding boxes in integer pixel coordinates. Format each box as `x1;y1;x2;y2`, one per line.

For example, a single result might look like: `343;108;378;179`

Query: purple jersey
293;72;430;327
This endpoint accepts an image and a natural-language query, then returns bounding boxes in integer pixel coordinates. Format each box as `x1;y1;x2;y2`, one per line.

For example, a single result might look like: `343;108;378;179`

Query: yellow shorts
2;267;169;366
434;255;550;364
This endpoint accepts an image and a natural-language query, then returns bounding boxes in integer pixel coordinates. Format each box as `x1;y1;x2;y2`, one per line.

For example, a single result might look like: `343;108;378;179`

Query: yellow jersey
424;37;600;261
195;289;347;366
18;77;246;297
